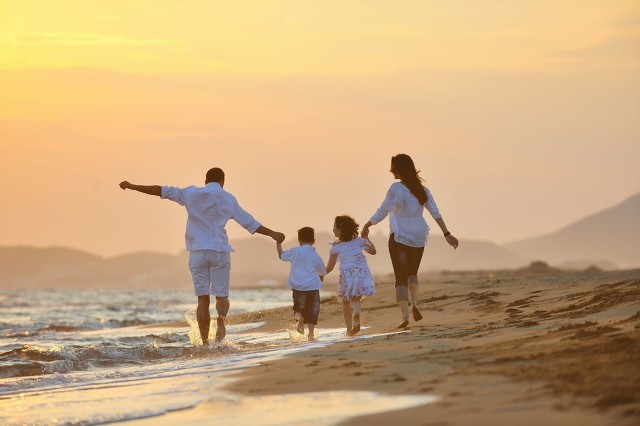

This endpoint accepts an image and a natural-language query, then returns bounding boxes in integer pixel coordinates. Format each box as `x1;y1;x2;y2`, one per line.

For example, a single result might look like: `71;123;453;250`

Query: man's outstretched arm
119;181;162;197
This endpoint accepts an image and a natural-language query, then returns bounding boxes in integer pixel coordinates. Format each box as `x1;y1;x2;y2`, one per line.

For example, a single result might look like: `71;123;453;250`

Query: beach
2;268;639;425
131;267;640;425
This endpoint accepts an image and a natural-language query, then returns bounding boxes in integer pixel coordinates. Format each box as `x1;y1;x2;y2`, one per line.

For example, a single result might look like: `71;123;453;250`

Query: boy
277;227;327;341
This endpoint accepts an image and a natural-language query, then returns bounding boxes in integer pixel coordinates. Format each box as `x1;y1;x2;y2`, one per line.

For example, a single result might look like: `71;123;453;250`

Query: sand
133;267;640;425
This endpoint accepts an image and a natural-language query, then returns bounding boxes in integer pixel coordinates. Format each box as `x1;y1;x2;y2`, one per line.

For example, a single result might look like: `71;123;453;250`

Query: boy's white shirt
281;245;327;291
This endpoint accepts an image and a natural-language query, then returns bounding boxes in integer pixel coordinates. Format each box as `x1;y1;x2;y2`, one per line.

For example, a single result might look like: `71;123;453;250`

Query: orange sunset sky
1;1;639;257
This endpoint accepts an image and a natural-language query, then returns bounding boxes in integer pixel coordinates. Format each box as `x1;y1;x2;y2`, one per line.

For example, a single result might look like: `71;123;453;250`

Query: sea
0;288;436;425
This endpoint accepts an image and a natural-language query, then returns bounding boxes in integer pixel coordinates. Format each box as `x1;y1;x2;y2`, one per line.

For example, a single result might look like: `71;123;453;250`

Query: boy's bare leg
196;295;211;345
342;301;353;335
215;296;229;341
351;298;362;334
294;312;304;334
308;324;316;341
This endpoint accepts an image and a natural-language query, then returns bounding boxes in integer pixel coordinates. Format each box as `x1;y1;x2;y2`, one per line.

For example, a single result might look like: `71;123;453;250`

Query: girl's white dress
329;237;375;302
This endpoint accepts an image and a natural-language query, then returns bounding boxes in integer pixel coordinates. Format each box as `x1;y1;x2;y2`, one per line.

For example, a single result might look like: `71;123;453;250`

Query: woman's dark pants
388;234;425;302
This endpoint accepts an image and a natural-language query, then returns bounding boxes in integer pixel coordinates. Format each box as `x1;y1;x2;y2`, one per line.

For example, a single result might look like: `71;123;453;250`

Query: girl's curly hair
334;215;359;242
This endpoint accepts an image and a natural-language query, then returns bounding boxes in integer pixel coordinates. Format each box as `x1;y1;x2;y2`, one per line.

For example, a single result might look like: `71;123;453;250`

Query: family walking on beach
119;153;459;344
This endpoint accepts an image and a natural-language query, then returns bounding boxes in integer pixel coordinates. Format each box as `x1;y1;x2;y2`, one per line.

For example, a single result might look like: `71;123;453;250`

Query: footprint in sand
380;374;407;383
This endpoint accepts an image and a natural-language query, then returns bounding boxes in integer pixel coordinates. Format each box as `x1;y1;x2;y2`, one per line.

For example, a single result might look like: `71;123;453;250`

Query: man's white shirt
161;182;260;252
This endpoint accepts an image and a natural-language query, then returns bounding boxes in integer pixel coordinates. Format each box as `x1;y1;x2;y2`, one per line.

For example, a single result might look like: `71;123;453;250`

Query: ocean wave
0;318;163;340
0;333;245;379
0;345;84;378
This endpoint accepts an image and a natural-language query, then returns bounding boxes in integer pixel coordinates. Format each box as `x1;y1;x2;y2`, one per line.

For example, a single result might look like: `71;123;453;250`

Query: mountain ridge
2;190;638;289
505;191;640;268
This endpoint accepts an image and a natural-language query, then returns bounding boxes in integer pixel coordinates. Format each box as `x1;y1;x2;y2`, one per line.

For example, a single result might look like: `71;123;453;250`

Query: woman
361;154;459;328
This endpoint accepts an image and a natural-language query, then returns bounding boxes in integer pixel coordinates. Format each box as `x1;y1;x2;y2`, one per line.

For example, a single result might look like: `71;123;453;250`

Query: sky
1;0;639;257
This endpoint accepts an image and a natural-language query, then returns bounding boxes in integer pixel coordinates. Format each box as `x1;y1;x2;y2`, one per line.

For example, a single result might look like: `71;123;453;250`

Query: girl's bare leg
351;298;362;334
342;301;353;335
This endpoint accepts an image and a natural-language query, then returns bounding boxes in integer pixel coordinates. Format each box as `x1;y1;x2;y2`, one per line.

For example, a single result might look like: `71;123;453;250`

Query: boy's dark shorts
292;289;320;325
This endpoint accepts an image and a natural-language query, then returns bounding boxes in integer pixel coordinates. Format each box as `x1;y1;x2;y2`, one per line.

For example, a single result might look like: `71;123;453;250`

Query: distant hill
0;246;189;290
6;190;638;289
0;232;525;289
505;192;640;268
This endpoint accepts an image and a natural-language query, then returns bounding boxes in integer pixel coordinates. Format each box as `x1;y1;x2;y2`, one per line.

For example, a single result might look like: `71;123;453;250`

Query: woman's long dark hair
335;215;359;242
392;154;428;205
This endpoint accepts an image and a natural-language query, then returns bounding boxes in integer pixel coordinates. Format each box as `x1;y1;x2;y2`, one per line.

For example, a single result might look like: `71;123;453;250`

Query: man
120;167;285;345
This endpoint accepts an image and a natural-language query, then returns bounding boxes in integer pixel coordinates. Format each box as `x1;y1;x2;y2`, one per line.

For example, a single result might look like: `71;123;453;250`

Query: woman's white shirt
369;182;441;247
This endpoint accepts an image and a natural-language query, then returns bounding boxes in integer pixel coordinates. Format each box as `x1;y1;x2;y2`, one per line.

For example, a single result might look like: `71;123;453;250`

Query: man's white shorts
188;250;231;297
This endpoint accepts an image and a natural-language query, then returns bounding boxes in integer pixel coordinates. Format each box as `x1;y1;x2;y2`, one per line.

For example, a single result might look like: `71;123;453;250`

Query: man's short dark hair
206;168;225;184
298;227;315;243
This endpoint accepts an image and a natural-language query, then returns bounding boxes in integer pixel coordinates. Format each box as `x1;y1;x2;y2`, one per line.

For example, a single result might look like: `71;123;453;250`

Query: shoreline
133;268;640;425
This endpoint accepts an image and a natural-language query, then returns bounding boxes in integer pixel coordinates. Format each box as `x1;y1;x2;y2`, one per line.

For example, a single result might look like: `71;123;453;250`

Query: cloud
4;32;179;46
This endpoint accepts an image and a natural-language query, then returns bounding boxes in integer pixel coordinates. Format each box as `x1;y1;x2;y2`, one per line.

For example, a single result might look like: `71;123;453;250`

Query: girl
325;215;376;335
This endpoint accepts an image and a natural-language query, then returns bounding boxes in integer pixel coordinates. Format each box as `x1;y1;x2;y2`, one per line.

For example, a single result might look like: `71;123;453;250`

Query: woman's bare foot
412;306;423;321
396;319;409;328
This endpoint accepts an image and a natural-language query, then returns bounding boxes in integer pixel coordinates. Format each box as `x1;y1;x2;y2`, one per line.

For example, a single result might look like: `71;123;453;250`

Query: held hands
360;223;371;238
446;234;459;249
272;232;286;244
